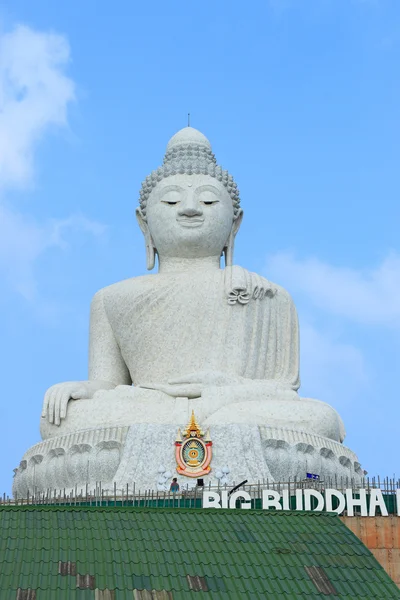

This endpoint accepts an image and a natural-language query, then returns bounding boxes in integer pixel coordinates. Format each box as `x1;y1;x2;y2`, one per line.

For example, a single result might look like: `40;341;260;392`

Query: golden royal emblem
175;411;212;477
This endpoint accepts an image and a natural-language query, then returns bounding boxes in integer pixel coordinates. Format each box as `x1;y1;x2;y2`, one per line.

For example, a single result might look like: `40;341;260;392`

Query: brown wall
341;516;400;588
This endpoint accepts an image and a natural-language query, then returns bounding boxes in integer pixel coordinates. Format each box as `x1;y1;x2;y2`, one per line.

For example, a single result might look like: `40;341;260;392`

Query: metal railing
1;475;399;511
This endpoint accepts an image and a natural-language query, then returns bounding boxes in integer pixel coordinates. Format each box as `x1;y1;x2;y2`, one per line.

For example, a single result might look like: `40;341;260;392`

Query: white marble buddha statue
13;127;362;497
40;126;344;442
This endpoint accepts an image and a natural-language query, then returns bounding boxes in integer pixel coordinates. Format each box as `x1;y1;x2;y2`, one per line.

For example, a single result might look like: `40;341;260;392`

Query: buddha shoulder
231;266;295;307
90;275;157;312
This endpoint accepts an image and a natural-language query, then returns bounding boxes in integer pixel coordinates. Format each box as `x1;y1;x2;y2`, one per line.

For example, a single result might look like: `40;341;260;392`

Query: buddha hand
42;380;116;426
138;371;243;399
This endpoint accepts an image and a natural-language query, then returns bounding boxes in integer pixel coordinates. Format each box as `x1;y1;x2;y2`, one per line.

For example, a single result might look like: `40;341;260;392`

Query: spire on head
138;126;241;220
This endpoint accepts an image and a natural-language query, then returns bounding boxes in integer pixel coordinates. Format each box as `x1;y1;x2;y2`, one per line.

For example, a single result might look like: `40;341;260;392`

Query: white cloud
0;206;105;299
266;252;400;327
299;319;367;406
0;25;105;299
264;252;390;414
0;25;75;188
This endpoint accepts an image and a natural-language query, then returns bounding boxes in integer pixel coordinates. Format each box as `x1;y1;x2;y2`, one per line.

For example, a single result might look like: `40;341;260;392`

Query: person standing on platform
170;478;180;493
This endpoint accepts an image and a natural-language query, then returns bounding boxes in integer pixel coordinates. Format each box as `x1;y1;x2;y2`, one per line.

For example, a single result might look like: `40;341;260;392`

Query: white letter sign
203;491;221;508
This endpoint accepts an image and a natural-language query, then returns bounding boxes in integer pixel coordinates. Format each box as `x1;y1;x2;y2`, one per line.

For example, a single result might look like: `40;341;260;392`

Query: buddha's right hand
42;380;116;426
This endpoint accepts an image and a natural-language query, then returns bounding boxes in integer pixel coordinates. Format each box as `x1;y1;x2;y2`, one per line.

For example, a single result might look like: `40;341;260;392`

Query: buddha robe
89;266;300;392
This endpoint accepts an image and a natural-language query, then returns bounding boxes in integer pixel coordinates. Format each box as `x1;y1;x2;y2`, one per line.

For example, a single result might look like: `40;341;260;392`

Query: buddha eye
198;190;220;205
160;190;182;205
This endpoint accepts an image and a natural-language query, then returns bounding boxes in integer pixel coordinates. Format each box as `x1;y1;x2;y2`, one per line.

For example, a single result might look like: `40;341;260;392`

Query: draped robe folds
89;266;300;392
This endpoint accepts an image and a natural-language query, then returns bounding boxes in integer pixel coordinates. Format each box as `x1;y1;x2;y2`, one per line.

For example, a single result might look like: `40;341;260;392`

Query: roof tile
0;506;399;599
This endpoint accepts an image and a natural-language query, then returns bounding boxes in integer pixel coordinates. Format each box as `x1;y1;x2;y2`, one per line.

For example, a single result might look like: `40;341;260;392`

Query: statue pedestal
14;408;363;497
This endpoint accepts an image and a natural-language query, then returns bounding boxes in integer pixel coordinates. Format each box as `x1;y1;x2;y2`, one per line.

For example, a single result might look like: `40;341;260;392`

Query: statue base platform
14;386;363;495
13;421;363;497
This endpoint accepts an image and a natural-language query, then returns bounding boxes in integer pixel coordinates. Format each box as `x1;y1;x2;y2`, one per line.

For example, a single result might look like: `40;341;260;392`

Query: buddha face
139;174;242;260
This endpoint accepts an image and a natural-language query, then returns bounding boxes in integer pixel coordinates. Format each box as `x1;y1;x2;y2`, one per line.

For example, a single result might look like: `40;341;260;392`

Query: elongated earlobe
136;208;157;271
145;243;156;270
223;232;235;267
224;209;243;267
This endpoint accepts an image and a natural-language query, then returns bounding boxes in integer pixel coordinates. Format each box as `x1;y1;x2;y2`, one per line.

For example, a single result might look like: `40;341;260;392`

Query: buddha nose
178;193;203;217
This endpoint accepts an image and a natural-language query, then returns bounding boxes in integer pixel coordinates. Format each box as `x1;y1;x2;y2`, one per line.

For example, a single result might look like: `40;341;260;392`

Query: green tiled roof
0;505;399;599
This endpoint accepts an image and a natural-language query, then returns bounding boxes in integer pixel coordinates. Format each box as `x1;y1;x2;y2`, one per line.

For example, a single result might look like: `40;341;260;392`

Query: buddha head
136;127;243;269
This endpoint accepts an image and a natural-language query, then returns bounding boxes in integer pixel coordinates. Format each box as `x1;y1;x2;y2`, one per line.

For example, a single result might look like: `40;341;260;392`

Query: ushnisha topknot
138;127;241;219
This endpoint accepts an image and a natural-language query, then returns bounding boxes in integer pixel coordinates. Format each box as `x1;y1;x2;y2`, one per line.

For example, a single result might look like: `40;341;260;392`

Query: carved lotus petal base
13;423;363;498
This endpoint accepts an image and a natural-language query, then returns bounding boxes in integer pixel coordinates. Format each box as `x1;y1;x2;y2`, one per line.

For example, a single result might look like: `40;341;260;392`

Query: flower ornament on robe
227;288;251;305
224;265;277;305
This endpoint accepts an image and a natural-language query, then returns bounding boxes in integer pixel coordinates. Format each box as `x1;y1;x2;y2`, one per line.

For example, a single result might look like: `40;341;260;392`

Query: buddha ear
136;208;156;270
223;209;243;267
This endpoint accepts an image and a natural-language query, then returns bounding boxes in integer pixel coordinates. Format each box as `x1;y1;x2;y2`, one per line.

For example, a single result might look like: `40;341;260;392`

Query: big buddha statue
13;127;363;496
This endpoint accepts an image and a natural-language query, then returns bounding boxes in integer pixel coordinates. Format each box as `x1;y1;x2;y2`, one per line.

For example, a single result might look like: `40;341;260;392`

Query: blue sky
0;0;399;494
